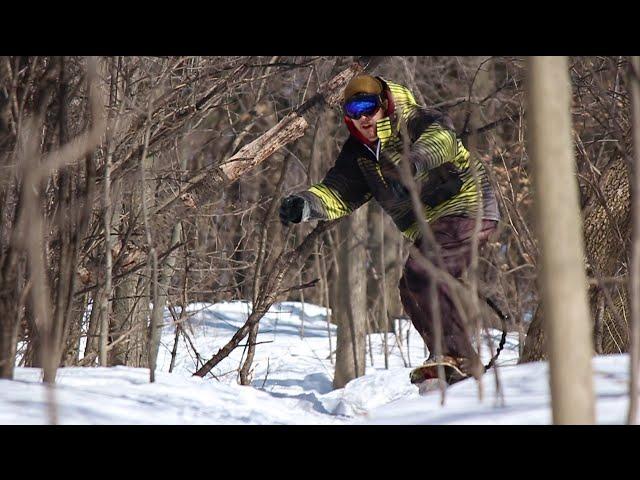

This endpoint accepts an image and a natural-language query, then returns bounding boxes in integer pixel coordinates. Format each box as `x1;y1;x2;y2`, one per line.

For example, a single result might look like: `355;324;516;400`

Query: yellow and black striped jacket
296;80;499;241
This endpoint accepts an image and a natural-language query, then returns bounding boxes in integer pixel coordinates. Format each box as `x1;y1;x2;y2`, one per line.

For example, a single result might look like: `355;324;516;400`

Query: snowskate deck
410;359;468;386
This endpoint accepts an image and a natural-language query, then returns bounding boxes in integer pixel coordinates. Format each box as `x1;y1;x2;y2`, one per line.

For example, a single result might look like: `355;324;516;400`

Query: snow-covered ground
0;301;632;424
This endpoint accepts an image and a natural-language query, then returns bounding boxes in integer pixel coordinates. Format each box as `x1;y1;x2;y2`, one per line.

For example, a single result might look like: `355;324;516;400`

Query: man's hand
279;195;305;226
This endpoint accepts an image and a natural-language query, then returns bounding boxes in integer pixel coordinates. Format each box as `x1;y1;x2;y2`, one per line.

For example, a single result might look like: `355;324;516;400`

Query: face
351;106;385;142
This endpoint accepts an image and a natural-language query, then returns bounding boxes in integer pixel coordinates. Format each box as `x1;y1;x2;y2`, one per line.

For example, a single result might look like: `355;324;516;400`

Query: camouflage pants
399;216;498;364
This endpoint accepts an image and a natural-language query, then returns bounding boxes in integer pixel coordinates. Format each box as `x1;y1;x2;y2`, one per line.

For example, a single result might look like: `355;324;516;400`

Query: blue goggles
343;94;382;119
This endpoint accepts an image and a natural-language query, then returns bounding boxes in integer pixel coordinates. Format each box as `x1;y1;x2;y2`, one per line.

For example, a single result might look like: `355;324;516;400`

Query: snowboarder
279;75;500;385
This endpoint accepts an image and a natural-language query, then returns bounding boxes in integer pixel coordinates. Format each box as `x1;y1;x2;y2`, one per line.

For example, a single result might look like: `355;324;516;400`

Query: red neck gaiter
344;116;376;146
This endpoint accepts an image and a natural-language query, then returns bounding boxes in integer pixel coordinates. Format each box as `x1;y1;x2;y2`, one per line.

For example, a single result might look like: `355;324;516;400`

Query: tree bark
521;155;632;361
149;221;182;378
527;55;595;424
0;181;21;379
129;276;151;367
386;226;404;328
333;206;368;389
628;55;640;424
0;262;20;378
83;292;101;362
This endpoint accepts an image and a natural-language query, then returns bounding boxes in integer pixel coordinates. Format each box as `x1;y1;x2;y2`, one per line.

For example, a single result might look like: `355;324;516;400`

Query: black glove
279;195;305;226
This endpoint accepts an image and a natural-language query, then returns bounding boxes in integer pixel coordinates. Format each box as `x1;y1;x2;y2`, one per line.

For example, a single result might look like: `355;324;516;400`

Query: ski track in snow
0;301;632;424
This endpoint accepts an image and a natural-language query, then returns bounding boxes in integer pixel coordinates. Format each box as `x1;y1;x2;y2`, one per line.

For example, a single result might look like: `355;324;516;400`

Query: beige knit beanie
343;75;383;103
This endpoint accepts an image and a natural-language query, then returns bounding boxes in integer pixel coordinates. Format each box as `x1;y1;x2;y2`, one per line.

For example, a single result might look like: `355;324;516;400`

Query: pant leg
398;216;498;362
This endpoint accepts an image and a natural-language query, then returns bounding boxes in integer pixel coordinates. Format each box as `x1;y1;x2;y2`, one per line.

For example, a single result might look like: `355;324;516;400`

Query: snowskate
409;355;470;388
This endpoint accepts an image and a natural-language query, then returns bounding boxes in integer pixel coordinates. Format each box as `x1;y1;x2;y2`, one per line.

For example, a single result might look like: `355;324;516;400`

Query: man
279;75;500;384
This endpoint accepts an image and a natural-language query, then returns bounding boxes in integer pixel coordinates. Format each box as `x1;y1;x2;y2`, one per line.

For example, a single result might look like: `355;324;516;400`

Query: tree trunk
148;221;182;379
527;55;595;424
60;295;87;366
384;214;404;329
627;55;640;424
0;180;21;377
99;150;113;367
109;274;138;366
128;275;151;367
109;183;151;366
0;263;20;378
367;203;384;332
83;292;101;362
584;157;632;354
522;155;632;361
333;206;368;389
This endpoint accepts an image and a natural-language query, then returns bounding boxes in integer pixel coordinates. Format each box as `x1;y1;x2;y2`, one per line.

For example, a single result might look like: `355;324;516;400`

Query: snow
0;300;633;424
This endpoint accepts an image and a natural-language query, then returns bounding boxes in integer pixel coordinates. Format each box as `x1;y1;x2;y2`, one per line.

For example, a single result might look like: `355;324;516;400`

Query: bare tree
527;56;595;424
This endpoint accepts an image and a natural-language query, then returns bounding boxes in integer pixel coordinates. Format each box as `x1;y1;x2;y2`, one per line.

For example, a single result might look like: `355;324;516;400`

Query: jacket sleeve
295;144;372;221
376;113;457;178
